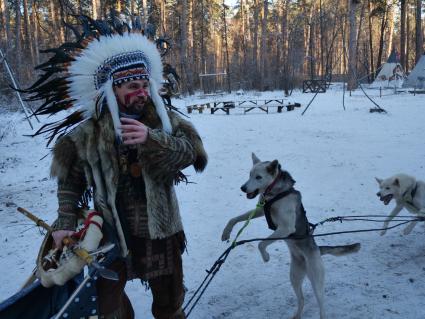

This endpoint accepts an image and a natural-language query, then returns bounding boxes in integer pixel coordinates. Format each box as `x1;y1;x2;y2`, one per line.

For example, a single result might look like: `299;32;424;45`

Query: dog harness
263;188;311;237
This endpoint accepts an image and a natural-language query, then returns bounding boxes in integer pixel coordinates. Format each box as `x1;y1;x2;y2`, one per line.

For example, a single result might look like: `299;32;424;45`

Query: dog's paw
403;226;413;235
261;251;270;263
258;243;270;262
221;225;233;241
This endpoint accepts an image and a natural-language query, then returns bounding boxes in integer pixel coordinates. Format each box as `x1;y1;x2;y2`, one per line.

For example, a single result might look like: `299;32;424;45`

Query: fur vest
50;110;207;256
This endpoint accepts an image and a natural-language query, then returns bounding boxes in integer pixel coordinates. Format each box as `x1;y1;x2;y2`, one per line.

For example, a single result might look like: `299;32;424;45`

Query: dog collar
263;171;282;196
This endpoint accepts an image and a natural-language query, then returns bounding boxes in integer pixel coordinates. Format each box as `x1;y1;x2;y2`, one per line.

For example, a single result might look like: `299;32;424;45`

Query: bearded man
26;17;207;319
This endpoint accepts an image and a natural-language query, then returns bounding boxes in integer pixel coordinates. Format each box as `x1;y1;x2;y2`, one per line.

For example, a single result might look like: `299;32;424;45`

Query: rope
183;215;423;317
231;199;265;247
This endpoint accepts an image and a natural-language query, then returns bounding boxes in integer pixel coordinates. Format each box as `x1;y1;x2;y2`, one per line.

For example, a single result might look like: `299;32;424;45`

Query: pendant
130;162;142;178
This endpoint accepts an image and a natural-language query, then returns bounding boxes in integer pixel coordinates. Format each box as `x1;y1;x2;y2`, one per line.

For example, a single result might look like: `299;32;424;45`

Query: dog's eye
385;187;390;190
256;176;262;180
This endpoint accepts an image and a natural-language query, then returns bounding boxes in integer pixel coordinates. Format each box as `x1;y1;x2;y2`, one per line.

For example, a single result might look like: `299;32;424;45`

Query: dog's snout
376;192;381;197
241;185;247;192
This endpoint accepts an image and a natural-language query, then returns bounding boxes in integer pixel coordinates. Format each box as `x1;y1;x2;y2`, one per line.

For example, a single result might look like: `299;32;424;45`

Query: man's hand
52;230;75;249
120;117;148;144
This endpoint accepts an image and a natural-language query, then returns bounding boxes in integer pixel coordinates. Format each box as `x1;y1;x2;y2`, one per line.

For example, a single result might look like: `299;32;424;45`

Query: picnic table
186;98;301;115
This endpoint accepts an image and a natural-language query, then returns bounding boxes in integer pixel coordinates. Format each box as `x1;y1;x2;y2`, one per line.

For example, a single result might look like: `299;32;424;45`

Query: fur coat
50;110;207;256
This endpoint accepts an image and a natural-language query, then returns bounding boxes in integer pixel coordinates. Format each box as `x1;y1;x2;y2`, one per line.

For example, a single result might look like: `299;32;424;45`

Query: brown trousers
97;259;186;319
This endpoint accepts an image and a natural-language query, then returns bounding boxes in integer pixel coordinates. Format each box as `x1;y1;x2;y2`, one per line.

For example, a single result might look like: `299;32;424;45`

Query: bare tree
415;0;423;63
347;0;359;90
92;0;101;19
180;0;194;94
400;0;407;68
0;0;9;43
260;0;269;89
15;0;22;81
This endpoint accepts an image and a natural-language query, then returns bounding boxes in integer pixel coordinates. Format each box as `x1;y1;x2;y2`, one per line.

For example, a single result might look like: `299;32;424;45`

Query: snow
1;86;425;318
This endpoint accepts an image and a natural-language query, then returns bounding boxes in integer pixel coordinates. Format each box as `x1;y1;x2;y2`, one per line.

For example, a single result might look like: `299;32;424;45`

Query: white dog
222;153;360;319
376;173;425;235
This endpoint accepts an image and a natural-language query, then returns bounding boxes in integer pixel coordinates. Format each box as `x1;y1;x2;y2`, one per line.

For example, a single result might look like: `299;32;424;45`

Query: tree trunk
386;3;395;58
400;0;407;69
376;6;388;73
160;0;166;34
241;0;247;83
308;18;315;80
223;1;231;92
0;0;9;43
130;0;135;14
415;0;423;63
347;0;359;90
319;0;325;77
31;1;40;64
260;0;268;89
190;0;197;84
252;0;260;89
180;0;194;94
406;4;411;71
356;0;365;71
200;0;206;73
92;0;100;19
368;0;375;80
23;0;34;66
142;0;148;26
15;0;22;82
281;1;289;94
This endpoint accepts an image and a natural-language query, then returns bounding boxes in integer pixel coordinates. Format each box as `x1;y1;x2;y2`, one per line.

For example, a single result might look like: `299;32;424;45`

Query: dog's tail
319;243;361;256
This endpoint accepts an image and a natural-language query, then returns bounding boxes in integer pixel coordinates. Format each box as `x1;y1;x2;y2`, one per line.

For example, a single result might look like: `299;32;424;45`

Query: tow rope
183;215;424;317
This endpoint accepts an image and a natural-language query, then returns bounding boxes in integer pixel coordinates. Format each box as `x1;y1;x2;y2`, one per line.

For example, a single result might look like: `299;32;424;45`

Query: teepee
370;50;405;89
403;54;425;89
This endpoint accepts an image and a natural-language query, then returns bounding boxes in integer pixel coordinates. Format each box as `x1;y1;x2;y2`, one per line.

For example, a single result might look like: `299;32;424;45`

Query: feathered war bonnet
24;16;171;144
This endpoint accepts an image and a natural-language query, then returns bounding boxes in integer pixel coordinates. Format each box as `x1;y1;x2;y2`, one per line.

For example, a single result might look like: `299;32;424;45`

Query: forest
0;0;424;97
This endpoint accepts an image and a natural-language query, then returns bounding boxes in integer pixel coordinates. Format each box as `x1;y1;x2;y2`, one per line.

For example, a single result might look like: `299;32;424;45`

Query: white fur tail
319;243;361;256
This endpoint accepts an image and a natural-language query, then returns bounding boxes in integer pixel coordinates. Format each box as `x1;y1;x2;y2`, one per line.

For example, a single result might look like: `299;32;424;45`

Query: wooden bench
187;105;206;114
238;99;301;114
186;99;301;115
210;101;235;115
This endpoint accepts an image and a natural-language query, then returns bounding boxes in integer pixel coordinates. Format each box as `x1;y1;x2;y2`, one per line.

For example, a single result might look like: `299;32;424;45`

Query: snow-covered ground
1;86;424;318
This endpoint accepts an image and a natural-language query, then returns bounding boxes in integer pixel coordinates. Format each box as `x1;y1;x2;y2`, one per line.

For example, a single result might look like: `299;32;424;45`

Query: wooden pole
0;49;35;129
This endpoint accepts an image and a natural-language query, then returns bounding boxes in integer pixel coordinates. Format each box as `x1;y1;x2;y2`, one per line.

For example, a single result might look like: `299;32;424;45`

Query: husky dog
376;174;425;235
221;153;360;319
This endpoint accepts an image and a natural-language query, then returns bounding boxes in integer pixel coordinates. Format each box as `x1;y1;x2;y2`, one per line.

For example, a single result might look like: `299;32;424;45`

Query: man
26;17;207;319
159;63;180;107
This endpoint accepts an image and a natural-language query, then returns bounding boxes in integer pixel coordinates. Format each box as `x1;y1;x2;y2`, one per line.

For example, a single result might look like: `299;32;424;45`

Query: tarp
403;54;425;89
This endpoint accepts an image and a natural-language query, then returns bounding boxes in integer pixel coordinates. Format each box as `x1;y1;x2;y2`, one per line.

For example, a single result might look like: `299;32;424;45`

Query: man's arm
51;136;87;231
120;115;206;182
54;160;87;230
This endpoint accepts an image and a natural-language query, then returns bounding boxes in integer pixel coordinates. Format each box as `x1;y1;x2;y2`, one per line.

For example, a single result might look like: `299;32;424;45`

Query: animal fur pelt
51;111;207;256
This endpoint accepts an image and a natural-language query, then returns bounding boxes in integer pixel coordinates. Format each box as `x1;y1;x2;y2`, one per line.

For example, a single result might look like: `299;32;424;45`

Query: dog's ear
375;177;383;185
252;153;261;165
267;160;279;174
393;178;400;187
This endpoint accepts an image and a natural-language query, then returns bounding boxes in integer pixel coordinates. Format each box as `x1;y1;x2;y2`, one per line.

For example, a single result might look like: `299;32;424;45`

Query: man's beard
122;97;151;116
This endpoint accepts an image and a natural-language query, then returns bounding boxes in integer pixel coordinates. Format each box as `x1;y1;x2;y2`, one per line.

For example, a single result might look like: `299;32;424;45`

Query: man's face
114;79;150;115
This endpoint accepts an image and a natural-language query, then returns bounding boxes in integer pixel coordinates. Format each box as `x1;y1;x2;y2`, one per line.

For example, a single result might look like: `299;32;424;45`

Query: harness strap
263;188;311;237
263;188;296;231
402;182;419;211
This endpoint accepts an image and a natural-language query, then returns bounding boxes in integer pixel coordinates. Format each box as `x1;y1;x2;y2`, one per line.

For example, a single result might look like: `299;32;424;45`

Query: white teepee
370;50;405;89
403;54;425;89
